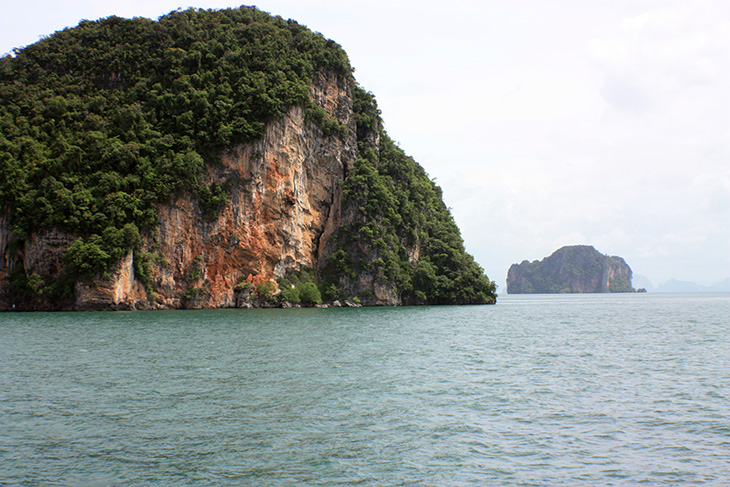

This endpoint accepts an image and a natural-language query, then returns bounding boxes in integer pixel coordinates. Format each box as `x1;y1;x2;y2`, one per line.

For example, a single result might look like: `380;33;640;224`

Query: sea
1;292;728;486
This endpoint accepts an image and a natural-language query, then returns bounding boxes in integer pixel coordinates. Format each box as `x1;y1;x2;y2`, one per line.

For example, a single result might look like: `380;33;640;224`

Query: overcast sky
2;0;729;288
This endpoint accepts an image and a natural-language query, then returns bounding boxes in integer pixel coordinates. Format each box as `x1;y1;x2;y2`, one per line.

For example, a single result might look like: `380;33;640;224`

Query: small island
507;245;635;294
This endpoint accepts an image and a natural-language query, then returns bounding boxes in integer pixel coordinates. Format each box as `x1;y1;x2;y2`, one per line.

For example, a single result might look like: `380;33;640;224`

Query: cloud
586;0;730;115
599;75;651;114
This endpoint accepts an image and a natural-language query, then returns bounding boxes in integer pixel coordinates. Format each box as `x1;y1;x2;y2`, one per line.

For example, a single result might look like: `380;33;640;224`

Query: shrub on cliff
278;269;323;306
297;282;322;306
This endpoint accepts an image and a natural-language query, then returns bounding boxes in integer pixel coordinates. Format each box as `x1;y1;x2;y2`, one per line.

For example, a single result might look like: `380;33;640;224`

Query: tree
298;282;322;305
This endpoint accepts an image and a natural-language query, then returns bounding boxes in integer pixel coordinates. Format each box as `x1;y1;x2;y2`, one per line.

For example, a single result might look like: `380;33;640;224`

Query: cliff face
0;70;356;310
0;7;496;310
506;245;635;294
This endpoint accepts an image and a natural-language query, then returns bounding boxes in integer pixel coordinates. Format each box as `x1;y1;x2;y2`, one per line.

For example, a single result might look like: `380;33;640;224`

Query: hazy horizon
2;0;729;287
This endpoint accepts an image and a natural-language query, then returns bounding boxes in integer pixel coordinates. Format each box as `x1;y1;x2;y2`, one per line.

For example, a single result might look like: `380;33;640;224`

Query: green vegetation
0;6;350;296
253;280;277;304
180;286;207;307
277;268;324;306
321;86;497;305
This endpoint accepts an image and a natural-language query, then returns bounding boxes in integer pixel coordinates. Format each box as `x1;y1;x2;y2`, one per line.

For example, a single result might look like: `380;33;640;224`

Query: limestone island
507;245;635;294
0;7;497;310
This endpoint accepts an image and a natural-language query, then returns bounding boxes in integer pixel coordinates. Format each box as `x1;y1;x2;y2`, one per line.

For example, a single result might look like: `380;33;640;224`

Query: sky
2;0;729;289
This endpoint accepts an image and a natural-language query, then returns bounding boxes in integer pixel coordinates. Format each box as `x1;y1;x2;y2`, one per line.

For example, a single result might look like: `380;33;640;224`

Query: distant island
507;245;635;294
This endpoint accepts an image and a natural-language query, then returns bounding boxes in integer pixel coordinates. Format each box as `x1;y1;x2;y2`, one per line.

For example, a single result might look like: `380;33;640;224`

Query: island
506;245;635;294
0;7;496;310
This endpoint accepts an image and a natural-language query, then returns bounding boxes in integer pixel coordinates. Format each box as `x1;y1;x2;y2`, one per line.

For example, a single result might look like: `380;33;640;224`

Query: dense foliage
321;86;497;305
506;245;635;293
0;6;350;291
277;268;324;306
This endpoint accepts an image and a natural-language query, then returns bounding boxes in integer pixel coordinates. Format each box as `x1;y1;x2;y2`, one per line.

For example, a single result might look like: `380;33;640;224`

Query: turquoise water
1;293;728;485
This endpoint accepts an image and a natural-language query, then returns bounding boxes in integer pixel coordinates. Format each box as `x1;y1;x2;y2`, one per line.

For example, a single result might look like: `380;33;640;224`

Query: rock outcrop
0;7;496;310
0;70;355;310
506;245;635;294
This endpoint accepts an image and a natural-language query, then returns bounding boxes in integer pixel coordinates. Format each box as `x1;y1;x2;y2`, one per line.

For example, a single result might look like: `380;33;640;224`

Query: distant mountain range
633;275;730;293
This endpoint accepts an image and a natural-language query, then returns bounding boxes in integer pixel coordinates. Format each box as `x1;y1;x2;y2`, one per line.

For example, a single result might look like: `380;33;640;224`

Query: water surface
1;293;728;485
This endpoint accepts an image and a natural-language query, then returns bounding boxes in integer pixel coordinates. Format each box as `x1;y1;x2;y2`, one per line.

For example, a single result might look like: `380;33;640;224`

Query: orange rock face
105;70;355;309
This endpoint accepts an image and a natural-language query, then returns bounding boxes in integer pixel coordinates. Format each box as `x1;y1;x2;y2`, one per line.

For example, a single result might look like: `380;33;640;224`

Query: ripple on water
1;294;729;485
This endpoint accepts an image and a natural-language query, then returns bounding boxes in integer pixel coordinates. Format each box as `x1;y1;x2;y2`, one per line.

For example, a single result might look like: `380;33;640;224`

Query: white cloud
586;0;730;114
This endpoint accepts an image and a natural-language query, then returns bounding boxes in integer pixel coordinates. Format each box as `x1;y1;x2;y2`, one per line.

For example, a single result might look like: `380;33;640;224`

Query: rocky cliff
1;70;354;310
0;7;496;310
506;245;635;294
